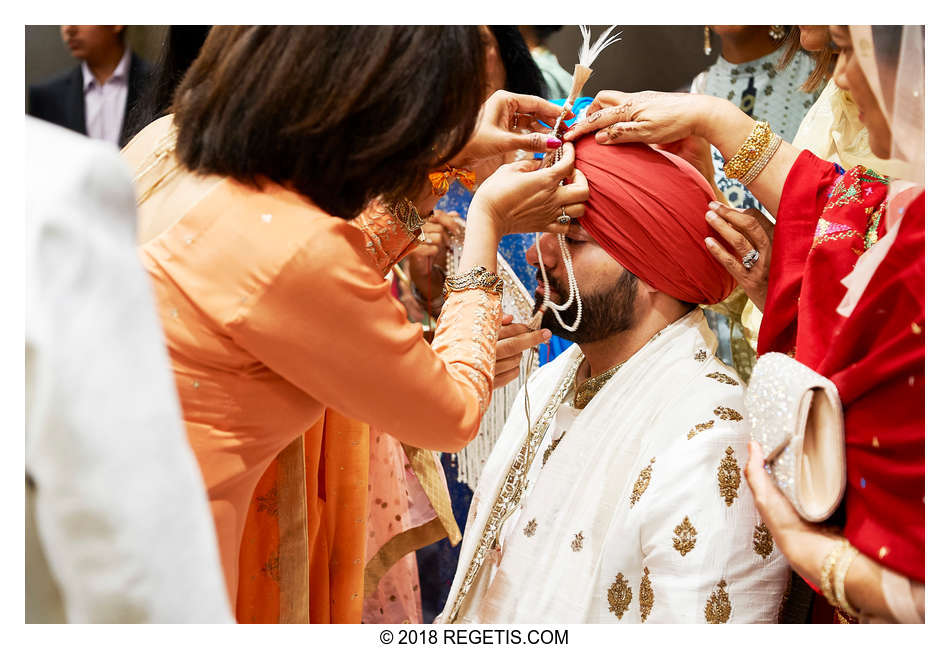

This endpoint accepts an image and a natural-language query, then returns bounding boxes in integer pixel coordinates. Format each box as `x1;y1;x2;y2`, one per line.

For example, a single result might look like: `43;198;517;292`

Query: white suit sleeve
25;120;234;623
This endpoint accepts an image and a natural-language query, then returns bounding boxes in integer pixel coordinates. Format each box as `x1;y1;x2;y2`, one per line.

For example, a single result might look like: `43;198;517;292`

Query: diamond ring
742;249;760;270
557;207;571;226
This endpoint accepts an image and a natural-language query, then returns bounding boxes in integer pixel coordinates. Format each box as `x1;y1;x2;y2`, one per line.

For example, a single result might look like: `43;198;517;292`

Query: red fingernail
547;138;562;149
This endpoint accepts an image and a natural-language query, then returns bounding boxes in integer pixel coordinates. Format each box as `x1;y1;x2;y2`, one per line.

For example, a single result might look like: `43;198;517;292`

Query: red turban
574;137;736;305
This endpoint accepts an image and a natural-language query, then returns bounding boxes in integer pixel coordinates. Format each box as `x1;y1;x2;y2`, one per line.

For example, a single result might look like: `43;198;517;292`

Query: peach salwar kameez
130;119;501;623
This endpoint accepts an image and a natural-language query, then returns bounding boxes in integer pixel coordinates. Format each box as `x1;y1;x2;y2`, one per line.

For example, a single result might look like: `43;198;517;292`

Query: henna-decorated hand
703;201;773;312
451;90;572;168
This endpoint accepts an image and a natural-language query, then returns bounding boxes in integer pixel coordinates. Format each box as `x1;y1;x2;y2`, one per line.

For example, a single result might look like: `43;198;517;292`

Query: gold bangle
723;121;773;180
386;197;426;240
833;541;862;619
739;131;782;186
442;265;504;299
820;539;848;608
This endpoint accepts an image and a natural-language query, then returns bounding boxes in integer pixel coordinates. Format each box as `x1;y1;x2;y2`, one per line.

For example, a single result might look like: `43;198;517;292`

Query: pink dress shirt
81;48;131;146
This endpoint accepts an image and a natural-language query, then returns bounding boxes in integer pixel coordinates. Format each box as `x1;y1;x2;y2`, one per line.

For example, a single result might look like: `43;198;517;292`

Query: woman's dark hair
172;26;486;219
488;26;545;97
128;26;211;136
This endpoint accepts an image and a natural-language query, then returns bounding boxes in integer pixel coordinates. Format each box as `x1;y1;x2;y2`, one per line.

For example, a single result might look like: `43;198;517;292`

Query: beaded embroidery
673;516;698;556
718;447;741;506
688;420;715;440
639;567;654;622
753;523;774;559
607;573;633;620
705;580;732;623
629;458;656;507
706;371;739;386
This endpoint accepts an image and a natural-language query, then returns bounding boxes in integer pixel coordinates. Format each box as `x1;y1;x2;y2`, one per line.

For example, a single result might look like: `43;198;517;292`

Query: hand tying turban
574;137;736;305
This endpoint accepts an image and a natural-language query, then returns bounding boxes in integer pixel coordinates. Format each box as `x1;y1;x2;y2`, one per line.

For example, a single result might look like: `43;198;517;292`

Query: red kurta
758;151;924;583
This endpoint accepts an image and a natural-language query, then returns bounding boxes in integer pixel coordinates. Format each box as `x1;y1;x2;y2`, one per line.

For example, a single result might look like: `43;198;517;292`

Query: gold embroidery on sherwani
607;573;633;620
629;458;656;507
542;432;566;466
523;518;538;537
673;516;698;556
687;420;715;440
447;355;584;623
639;567;654;622
706;371;739;386
694;349;708;362
705;580;732;623
753;523;774;559
573;360;627;409
714;406;744;421
718;447;741;506
571;531;584;552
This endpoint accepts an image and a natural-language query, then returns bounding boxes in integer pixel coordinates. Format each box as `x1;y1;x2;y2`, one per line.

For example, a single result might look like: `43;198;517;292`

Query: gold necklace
572;358;627;409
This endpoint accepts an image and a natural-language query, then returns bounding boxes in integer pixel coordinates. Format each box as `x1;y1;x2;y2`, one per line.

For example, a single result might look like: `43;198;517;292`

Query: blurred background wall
545;25;715;94
25;25;718;97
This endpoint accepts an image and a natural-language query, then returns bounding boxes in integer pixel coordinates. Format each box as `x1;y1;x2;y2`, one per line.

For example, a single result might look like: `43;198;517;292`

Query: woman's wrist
696;96;757;159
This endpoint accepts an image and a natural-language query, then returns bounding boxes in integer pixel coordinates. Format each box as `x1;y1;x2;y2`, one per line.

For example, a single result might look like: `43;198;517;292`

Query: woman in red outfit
565;25;924;622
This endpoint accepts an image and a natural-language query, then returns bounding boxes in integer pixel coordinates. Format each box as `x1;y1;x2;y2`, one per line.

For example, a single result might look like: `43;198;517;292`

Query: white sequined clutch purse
746;352;846;522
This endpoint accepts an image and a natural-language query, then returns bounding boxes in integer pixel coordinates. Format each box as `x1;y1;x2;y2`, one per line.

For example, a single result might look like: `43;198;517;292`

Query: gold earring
704;26;711;55
768;25;787;42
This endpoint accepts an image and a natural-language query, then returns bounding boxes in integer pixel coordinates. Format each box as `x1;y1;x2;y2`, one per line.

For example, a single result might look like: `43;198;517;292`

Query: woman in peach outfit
122;26;587;623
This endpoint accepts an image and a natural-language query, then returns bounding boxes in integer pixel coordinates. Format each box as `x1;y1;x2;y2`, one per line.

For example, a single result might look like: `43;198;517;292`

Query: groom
439;138;789;623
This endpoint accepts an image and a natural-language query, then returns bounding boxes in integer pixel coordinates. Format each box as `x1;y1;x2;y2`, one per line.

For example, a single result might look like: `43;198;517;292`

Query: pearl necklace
535;142;583;333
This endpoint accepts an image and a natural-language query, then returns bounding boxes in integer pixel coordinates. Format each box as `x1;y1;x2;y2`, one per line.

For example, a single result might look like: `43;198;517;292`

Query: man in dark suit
28;26;152;148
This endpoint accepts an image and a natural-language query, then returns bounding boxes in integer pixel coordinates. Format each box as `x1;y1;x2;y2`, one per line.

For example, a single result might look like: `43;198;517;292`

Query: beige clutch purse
745;352;846;522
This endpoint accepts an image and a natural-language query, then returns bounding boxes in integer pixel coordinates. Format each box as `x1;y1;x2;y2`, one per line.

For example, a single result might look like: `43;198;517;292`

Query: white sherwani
439;310;789;623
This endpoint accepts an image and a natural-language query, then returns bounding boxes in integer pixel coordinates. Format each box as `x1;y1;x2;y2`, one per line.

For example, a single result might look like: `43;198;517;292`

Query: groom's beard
533;270;639;344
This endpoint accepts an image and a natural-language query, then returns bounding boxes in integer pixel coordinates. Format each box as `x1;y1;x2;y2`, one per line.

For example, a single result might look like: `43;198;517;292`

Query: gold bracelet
442;265;504;299
833;540;862;619
820;539;848;608
387;197;426;240
739;131;782;186
723;121;773;180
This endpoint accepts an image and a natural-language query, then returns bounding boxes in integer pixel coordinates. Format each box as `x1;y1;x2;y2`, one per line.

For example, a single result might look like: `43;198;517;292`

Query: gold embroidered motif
872;436;880;448
542;432;566;466
705;580;732;623
878;546;890;560
714;406;744;421
706;371;739;386
673;516;698;556
607;572;633;620
718;447;741;506
694;349;708;362
523;518;538;537
639;567;654;622
571;532;584;552
573;360;626;409
629;458;656;507
687;420;715;440
911;322;922;335
753;523;774;559
255;485;279;516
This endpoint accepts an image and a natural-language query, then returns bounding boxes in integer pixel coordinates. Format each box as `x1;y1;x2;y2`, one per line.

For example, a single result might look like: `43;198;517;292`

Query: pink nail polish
547;138;562;149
